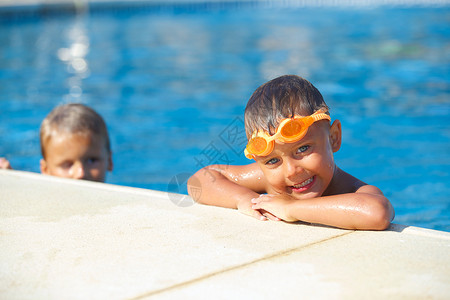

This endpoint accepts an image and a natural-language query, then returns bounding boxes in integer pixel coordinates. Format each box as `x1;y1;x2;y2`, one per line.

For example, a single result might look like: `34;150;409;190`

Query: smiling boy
188;75;394;230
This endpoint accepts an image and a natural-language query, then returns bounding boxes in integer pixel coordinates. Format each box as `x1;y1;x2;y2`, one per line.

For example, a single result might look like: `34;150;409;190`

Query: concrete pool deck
1;169;449;299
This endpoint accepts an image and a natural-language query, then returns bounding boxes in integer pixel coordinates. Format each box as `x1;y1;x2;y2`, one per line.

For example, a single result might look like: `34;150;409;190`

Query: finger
239;204;267;221
252;204;280;221
264;212;281;221
252;199;269;209
252;209;268;221
251;203;261;210
251;194;271;204
250;197;258;204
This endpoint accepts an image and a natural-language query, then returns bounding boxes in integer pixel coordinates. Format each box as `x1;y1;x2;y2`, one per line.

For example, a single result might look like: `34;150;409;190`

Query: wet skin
254;120;342;200
188;118;394;229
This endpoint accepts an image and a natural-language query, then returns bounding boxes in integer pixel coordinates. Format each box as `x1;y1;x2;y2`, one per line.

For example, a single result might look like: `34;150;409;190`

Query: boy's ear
107;152;113;172
40;159;49;174
329;120;342;152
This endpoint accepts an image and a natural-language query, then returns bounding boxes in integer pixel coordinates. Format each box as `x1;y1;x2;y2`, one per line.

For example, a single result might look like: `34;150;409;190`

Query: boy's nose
284;157;303;179
72;162;86;179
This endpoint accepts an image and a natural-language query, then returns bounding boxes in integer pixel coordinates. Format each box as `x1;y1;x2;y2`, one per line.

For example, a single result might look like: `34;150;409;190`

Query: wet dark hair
40;103;111;159
244;75;329;137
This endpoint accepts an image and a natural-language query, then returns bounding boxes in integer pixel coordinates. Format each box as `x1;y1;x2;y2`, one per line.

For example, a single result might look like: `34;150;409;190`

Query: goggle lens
280;119;304;139
248;137;268;155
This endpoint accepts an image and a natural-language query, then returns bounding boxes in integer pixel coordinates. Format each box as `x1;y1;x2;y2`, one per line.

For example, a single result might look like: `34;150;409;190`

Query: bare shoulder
355;183;384;196
207;163;268;193
328;167;384;196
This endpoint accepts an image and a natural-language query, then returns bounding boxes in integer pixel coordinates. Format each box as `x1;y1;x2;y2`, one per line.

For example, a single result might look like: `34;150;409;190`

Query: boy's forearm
187;167;259;209
287;193;394;230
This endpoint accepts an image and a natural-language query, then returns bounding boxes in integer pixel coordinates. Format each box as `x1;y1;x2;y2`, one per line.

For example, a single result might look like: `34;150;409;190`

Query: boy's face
40;131;113;182
254;120;341;200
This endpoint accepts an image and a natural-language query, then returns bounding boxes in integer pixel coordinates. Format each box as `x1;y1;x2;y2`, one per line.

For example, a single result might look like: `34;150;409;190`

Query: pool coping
1;169;449;299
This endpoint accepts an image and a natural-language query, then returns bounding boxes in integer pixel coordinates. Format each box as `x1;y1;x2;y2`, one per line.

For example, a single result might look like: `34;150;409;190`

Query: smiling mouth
292;176;315;189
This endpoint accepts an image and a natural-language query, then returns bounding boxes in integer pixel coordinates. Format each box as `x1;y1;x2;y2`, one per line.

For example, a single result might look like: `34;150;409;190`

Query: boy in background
1;103;113;182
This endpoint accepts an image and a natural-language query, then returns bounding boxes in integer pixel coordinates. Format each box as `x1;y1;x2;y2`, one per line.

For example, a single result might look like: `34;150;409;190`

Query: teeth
293;177;313;188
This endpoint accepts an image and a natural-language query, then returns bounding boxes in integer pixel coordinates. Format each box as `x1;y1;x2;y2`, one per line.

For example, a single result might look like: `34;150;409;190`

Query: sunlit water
0;3;449;231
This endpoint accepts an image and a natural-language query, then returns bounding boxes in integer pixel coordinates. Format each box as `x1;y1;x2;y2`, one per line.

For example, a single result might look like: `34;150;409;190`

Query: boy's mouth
291;176;315;192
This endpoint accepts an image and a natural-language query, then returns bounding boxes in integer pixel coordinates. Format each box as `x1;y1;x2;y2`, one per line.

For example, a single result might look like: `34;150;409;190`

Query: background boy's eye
297;145;309;153
87;157;100;165
60;161;73;169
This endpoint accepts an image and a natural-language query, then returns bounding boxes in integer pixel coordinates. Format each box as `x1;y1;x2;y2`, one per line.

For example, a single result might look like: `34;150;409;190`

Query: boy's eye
265;157;280;165
297;145;310;153
60;161;73;169
86;157;100;165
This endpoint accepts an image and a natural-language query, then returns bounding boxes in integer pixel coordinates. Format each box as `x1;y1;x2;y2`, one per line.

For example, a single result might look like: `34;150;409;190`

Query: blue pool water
0;2;449;231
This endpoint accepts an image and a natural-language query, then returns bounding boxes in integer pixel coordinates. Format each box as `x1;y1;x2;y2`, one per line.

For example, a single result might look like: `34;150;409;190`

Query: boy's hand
251;194;298;222
237;198;280;221
0;157;12;170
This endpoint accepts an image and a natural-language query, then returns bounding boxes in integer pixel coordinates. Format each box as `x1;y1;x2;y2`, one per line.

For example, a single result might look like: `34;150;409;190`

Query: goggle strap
244;148;254;159
312;113;331;122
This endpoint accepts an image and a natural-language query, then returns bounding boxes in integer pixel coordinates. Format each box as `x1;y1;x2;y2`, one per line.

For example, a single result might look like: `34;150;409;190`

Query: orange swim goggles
244;109;331;159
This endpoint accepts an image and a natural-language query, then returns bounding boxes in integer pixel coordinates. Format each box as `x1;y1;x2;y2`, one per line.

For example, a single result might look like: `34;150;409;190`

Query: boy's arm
251;185;394;230
187;163;278;220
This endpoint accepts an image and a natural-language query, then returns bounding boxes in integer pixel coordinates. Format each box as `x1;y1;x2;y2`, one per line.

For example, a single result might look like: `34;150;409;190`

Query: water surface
0;3;449;231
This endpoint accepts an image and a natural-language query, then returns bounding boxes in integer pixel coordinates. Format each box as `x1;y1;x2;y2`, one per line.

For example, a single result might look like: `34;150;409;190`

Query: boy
1;103;113;182
188;75;394;230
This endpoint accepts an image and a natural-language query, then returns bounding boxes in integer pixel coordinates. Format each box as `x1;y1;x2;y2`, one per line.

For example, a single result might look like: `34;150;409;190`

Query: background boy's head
244;75;329;138
39;103;113;182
